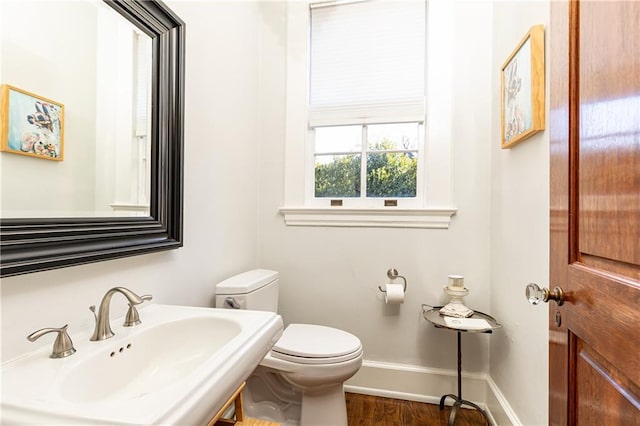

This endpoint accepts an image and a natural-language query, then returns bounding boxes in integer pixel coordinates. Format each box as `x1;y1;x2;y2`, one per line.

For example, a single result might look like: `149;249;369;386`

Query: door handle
526;283;564;306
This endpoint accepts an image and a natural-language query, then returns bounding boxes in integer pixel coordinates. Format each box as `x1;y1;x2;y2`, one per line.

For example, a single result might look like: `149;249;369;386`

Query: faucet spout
90;287;144;341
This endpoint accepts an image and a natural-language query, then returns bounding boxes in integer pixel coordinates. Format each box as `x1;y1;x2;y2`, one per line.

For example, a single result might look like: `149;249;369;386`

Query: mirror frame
0;0;185;278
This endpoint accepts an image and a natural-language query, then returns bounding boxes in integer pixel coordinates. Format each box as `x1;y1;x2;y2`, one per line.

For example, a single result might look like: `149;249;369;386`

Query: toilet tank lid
216;269;279;295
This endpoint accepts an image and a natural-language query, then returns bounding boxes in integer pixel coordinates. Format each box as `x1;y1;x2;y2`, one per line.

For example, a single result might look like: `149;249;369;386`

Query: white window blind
310;0;425;126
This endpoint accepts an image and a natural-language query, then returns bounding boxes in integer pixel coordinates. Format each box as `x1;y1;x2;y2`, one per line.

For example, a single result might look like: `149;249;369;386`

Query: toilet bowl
215;270;363;426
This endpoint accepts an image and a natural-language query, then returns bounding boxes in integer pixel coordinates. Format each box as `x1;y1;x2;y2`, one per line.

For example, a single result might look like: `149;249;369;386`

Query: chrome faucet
89;287;152;341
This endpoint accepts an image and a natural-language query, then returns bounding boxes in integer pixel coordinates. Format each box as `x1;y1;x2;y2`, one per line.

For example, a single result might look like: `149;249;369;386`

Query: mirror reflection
0;0;152;218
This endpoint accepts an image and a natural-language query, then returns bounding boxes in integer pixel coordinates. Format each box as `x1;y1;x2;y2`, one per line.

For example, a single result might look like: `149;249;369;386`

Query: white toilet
215;269;363;426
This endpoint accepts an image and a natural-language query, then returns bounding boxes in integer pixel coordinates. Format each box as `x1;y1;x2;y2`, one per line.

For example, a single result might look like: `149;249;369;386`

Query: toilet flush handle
225;297;241;309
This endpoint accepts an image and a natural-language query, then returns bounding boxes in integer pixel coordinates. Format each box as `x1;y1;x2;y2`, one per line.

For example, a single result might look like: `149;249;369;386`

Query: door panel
578;0;640;269
550;1;640;424
574;337;640;425
566;267;640;384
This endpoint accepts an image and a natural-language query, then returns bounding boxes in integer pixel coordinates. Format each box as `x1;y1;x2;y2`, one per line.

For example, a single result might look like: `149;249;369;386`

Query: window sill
279;207;457;229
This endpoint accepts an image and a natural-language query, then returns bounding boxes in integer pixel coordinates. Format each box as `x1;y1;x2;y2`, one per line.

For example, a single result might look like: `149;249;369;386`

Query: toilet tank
215;269;279;312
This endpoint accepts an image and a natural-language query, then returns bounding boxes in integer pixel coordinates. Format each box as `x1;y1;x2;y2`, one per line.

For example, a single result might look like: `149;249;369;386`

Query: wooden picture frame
0;84;64;160
500;25;545;149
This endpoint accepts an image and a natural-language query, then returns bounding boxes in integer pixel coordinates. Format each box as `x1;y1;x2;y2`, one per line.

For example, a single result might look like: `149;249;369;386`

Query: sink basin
1;304;283;425
62;316;242;403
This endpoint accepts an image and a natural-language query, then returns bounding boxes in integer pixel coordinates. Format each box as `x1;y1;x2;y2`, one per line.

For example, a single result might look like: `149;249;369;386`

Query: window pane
315;154;361;198
366;152;417;198
368;123;419;151
315;125;362;154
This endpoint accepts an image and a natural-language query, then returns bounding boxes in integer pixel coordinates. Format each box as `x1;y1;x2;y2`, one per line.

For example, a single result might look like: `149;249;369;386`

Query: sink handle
27;324;76;359
124;294;153;327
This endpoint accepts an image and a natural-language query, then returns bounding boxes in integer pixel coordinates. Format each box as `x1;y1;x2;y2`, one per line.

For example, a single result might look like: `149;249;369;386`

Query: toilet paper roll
384;283;405;304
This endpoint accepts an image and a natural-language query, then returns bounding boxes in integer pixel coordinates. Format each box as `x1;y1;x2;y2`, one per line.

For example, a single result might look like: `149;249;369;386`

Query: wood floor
345;393;488;426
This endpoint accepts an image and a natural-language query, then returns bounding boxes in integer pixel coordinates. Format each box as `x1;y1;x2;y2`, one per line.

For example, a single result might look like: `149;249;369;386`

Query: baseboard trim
344;360;518;425
485;376;523;426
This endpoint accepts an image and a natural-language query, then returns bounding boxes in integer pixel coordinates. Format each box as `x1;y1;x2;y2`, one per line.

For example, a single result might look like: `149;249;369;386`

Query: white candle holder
439;285;474;318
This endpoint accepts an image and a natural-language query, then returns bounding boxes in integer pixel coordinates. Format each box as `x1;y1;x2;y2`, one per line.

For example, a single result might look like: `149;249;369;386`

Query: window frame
281;0;457;229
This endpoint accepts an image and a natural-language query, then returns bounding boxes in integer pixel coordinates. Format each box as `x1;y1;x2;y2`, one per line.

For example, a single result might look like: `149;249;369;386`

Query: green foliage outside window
315;155;361;197
314;139;417;198
366;151;417;197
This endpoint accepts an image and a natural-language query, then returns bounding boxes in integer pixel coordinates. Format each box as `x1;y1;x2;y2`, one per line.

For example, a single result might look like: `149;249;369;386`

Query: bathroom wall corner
485;375;523;426
489;1;551;426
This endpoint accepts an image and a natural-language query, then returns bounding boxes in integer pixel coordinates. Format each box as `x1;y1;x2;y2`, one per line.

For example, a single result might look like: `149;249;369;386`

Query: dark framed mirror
0;0;185;277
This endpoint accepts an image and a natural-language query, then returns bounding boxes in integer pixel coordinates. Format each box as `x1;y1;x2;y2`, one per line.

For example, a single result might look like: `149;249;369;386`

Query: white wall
256;0;494;376
0;0;262;363
489;2;550;425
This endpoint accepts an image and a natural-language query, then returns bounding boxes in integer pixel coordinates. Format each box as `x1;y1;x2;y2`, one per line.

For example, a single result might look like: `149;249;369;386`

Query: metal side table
423;307;501;426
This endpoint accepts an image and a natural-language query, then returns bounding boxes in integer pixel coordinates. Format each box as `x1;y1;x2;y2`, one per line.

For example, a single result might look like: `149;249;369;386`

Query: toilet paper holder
378;268;408;293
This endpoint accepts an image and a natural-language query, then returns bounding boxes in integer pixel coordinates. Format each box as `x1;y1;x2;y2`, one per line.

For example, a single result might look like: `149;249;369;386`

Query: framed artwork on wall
500;25;545;149
0;84;64;160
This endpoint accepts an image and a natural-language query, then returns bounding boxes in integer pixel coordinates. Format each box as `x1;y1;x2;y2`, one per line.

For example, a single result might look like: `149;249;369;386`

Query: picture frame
500;25;545;149
0;84;64;160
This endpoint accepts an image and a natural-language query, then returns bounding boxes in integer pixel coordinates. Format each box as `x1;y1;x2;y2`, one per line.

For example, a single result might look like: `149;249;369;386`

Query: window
309;0;425;207
281;0;457;228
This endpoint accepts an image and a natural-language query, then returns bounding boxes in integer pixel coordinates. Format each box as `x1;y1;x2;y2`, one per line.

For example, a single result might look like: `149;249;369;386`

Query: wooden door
549;1;640;424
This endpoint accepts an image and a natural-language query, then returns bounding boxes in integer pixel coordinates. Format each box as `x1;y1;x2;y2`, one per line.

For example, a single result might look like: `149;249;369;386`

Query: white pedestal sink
1;304;283;425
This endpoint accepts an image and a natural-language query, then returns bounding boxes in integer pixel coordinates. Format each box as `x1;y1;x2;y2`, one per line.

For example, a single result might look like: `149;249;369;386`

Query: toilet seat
271;324;362;365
